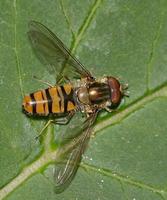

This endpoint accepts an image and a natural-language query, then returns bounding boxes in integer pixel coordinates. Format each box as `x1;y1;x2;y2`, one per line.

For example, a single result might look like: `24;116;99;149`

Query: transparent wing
28;21;93;83
54;111;98;193
55;112;87;146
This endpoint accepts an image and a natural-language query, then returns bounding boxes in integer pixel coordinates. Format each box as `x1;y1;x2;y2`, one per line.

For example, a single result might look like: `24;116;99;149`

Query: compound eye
108;77;122;107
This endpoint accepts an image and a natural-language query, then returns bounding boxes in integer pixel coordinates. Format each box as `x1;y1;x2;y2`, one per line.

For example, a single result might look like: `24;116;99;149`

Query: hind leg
35;112;75;140
52;111;75;125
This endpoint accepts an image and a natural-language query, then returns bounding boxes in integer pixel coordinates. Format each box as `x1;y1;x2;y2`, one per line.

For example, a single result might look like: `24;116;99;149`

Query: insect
22;21;128;193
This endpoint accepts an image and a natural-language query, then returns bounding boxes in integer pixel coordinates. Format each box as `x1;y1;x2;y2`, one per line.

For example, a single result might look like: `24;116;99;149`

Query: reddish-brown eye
107;77;122;106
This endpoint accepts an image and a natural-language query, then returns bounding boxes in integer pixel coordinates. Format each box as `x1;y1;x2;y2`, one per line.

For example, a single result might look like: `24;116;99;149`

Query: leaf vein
70;0;102;54
13;0;24;97
59;0;102;85
81;163;167;198
59;0;76;40
146;6;165;91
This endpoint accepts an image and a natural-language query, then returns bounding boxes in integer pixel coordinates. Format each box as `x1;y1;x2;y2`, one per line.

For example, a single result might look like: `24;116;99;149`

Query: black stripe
30;93;36;114
61;86;67;113
45;88;52;113
60;86;75;113
56;87;61;111
41;91;46;113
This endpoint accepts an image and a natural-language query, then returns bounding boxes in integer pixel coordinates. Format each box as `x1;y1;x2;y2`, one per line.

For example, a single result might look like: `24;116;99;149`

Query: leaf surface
0;0;167;199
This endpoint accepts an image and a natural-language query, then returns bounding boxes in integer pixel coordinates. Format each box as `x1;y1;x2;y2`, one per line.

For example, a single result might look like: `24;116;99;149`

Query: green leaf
0;0;167;199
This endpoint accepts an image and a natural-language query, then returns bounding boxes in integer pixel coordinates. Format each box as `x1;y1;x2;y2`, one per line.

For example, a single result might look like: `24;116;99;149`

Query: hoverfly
22;21;128;193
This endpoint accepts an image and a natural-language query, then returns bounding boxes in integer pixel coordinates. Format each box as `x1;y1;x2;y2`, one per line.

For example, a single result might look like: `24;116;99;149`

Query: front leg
105;107;113;112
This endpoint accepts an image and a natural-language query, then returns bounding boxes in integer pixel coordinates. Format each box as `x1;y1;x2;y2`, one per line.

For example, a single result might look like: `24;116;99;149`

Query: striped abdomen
22;84;76;116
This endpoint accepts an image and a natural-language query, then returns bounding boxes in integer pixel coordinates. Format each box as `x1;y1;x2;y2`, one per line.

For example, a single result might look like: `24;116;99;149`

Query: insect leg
53;111;75;125
35;120;52;140
35;112;75;140
33;75;54;87
56;75;71;85
105;107;113;112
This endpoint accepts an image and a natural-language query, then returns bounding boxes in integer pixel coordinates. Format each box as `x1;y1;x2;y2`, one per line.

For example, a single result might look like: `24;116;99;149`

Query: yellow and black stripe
22;84;76;116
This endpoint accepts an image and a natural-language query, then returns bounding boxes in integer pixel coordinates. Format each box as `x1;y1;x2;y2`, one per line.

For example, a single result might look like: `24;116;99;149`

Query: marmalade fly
22;21;129;193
